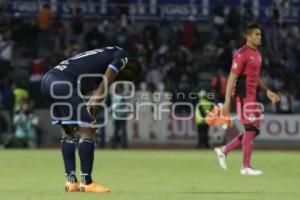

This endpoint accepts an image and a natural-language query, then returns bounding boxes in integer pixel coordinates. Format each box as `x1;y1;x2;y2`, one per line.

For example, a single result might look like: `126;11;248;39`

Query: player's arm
223;52;244;113
223;72;238;114
258;78;280;104
88;47;126;115
88;68;117;115
257;78;269;93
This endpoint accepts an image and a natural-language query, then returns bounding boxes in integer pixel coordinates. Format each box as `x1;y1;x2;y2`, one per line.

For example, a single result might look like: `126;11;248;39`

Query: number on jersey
54;65;67;71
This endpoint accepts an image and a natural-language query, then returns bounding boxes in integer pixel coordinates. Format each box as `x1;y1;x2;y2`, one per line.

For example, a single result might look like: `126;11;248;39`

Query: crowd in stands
0;2;300;147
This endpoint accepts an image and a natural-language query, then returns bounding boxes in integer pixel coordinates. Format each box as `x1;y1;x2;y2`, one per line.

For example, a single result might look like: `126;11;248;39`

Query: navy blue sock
78;138;95;184
61;137;78;183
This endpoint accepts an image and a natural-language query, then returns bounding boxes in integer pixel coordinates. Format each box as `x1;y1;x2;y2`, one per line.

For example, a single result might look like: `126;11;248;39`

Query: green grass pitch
0;149;300;200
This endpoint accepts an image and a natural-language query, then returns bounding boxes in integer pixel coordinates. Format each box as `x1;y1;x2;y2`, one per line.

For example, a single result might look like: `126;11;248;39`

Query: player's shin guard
242;130;256;168
61;137;78;183
78;138;95;185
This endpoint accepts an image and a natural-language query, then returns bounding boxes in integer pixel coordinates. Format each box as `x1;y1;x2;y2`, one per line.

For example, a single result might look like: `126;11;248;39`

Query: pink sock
223;134;243;154
242;131;256;168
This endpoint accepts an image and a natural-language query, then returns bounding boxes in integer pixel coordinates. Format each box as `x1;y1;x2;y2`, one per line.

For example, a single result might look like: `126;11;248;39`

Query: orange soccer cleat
79;182;110;193
65;182;80;192
205;105;232;127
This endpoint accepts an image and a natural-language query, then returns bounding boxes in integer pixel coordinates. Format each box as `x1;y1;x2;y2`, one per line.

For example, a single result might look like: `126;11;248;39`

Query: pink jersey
231;45;262;100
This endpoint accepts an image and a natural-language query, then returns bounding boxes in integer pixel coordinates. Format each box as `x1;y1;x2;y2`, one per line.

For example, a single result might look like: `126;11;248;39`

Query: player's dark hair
244;23;261;35
117;58;142;82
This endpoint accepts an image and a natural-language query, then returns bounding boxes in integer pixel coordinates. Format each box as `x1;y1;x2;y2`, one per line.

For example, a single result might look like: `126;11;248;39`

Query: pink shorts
234;97;262;127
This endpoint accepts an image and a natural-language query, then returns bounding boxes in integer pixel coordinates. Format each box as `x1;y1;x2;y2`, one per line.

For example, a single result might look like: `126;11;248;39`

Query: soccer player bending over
214;24;280;176
41;46;142;192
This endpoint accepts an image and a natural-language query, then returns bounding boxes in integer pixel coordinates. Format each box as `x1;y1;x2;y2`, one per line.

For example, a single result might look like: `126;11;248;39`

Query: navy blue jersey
49;46;127;93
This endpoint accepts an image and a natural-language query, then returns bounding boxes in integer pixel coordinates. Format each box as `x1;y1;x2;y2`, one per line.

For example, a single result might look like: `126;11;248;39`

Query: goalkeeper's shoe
79;182;110;193
240;167;263;176
65;182;80;192
214;147;228;170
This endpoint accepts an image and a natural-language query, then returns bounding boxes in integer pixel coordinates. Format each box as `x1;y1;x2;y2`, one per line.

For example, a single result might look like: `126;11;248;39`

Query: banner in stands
119;114;300;144
4;0;300;21
31;110;300;146
257;114;300;141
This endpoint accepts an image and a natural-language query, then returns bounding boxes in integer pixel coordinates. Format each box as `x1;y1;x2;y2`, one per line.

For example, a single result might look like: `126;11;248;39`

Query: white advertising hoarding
118;114;300;144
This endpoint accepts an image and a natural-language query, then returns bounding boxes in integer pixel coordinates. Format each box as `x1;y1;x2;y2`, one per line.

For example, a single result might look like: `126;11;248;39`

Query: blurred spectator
270;1;281;25
94;97;111;149
0;79;14;129
146;67;163;90
195;90;213;148
279;23;289;42
203;40;219;61
211;68;227;102
52;17;66;51
114;27;129;47
38;4;53;52
71;7;85;48
12;99;38;148
133;82;153;139
211;0;225;42
111;85;128;148
10;13;25;46
181;16;198;50
272;74;285;92
0;112;8;147
116;0;129;17
264;19;280;52
217;41;235;72
29;59;44;108
120;14;128;29
64;40;81;58
85;24;106;50
143;23;159;65
23;18;39;57
38;4;53;32
30;59;43;82
0;8;8;32
174;73;192;113
226;6;241;39
12;82;29;113
275;87;294;114
0;32;13;78
242;1;255;24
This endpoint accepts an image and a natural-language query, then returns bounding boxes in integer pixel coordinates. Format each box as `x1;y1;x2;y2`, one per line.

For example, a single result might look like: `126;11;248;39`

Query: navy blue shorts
41;71;95;126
